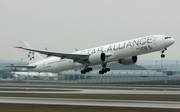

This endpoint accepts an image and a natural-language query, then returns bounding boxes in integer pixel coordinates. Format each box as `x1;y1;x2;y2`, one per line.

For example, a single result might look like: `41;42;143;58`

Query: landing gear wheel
105;68;110;72
88;67;92;71
81;67;93;74
161;54;165;58
85;69;89;72
99;70;104;74
81;70;86;74
99;68;110;74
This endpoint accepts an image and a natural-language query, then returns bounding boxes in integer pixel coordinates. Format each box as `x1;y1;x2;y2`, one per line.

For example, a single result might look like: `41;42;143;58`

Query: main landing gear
80;63;110;74
81;67;92;74
99;63;110;74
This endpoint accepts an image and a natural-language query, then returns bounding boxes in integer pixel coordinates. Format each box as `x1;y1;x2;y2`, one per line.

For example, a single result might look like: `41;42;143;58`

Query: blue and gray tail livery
11;64;18;72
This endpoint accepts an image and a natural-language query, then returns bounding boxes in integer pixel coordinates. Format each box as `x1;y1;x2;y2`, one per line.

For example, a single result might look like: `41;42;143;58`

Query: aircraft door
43;62;46;68
153;37;157;44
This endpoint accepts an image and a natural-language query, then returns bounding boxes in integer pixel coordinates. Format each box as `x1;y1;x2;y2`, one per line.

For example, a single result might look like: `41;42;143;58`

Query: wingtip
14;46;22;48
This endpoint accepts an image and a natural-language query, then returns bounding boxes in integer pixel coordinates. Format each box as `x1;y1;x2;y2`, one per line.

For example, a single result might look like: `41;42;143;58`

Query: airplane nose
172;38;175;43
166;38;175;46
171;38;175;44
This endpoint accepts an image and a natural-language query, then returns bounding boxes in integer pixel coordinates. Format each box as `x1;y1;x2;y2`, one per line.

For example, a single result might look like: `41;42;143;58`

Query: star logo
27;51;35;60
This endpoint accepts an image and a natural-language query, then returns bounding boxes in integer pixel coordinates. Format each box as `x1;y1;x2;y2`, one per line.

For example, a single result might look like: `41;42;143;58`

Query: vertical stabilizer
11;64;18;72
19;40;44;64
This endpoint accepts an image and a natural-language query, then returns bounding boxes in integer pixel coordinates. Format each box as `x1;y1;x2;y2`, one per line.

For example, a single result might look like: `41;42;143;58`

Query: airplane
6;35;175;74
10;64;57;80
12;72;57;80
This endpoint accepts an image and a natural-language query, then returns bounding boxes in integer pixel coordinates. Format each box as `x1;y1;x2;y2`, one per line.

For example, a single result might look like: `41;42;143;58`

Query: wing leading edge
6;65;36;68
15;46;90;64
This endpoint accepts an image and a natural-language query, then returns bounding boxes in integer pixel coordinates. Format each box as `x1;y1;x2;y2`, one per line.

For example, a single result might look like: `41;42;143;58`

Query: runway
0;97;180;109
0;84;180;111
0;88;180;95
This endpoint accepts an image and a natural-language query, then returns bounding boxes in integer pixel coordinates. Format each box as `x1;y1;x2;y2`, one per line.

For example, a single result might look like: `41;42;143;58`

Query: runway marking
1;85;180;90
0;97;180;109
0;89;180;95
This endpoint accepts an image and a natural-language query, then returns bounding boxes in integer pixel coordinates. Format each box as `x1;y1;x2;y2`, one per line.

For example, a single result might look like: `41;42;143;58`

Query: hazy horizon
0;0;179;60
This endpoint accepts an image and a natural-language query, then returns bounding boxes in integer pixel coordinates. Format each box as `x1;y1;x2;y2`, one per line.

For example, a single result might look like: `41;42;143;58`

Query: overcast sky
0;0;179;61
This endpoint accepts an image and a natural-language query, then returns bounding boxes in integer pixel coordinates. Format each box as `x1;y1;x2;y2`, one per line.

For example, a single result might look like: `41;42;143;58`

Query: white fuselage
25;35;175;72
12;72;57;79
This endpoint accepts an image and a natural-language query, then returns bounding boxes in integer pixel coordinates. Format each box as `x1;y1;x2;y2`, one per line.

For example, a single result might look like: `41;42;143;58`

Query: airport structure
0;69;180;85
57;70;180;84
0;60;180;84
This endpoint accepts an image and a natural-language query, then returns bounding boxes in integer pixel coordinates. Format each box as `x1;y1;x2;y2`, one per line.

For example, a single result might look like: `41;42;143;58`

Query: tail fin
19;40;44;64
11;64;18;72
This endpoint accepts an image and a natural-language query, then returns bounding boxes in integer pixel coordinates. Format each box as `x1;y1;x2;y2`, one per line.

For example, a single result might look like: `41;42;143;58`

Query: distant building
151;69;167;72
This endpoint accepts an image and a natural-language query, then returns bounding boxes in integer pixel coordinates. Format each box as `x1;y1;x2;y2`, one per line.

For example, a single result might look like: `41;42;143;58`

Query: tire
161;54;165;58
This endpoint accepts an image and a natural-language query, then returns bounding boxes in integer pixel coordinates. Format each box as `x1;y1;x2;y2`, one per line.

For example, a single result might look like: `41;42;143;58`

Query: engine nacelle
119;56;138;65
88;52;106;65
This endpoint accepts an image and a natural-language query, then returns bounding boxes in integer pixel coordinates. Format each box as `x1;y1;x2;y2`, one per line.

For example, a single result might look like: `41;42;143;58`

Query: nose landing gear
161;54;165;58
161;48;167;58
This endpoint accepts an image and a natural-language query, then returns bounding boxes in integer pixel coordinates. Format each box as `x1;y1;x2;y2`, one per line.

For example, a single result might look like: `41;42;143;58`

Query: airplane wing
15;46;90;64
6;65;36;68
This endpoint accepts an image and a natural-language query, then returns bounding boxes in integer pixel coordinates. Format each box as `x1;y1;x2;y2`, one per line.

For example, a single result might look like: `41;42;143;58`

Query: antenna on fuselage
75;48;78;51
44;47;48;51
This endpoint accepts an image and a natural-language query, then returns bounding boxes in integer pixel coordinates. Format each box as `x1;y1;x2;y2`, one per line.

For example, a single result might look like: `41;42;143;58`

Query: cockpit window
165;37;171;39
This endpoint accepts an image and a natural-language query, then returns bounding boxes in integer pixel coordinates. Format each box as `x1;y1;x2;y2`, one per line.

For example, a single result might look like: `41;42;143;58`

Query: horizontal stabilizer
6;65;36;68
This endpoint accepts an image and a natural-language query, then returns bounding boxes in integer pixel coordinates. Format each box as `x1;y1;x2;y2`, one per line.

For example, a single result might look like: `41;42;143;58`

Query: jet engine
88;52;106;65
118;56;138;65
